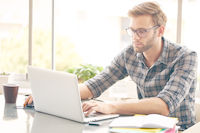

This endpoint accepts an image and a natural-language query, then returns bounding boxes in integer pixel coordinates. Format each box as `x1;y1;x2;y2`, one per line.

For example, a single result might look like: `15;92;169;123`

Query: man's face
129;15;159;53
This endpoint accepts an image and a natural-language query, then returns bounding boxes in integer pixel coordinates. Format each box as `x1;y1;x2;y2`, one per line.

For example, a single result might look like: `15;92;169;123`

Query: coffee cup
3;84;19;103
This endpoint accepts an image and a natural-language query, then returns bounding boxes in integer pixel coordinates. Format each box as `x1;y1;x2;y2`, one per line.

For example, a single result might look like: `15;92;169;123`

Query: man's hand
82;100;116;116
24;95;33;107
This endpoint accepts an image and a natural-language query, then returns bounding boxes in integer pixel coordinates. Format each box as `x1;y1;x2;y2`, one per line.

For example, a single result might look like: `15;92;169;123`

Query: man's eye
137;30;146;34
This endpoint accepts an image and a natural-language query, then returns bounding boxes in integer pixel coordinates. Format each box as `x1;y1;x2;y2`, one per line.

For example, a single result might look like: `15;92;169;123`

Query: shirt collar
156;37;169;65
136;52;144;61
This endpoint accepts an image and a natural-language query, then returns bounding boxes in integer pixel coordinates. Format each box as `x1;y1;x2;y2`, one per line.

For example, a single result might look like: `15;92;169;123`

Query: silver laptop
28;66;119;123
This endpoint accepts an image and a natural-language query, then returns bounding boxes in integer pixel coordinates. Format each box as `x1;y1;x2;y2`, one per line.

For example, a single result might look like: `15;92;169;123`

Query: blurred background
0;0;199;98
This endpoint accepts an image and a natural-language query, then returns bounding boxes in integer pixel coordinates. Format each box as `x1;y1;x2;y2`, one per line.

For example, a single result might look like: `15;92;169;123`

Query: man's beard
133;33;156;53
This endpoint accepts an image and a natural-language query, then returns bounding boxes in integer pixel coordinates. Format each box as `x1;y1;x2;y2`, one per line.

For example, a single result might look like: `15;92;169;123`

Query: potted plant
67;64;104;83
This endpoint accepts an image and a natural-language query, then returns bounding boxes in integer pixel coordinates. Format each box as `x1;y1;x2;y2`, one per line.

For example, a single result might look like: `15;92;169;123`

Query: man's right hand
24;95;33;107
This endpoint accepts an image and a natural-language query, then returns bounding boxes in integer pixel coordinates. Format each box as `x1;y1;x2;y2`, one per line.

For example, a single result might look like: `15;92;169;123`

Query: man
25;1;197;131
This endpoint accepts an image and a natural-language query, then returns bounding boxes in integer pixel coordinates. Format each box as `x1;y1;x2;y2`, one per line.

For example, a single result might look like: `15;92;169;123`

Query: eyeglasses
125;25;159;38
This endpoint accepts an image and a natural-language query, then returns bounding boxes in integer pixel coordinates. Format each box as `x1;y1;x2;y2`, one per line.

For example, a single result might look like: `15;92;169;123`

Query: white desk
1;95;200;133
0;95;112;133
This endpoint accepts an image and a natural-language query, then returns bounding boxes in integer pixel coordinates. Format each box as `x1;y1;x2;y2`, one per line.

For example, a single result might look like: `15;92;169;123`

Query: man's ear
157;25;165;37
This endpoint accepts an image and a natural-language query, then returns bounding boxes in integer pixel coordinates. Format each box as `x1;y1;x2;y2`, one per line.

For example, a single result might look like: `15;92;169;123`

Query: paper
109;114;178;129
110;127;165;133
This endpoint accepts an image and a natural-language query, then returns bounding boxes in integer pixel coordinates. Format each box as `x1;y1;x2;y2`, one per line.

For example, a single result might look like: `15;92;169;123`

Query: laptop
28;66;119;123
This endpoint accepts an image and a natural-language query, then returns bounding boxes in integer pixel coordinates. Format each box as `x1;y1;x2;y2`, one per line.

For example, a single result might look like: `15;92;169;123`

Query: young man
25;1;197;131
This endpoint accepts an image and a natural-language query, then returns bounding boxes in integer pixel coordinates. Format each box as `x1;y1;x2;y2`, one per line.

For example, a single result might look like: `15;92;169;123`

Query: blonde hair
128;1;167;26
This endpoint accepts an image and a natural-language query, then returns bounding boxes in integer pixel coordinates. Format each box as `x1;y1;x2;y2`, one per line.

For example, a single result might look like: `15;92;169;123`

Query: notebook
28;66;119;123
109;114;178;129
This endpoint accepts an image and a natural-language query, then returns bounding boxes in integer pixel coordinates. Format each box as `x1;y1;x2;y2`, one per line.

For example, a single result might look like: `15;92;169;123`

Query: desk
1;95;200;133
0;95;112;133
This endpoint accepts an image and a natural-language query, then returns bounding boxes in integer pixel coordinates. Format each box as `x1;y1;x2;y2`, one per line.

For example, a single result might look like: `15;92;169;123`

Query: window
0;0;179;74
32;0;52;69
54;0;178;72
55;0;126;70
0;0;28;73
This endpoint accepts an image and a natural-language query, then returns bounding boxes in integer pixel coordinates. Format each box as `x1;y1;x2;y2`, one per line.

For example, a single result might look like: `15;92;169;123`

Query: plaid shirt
84;37;197;130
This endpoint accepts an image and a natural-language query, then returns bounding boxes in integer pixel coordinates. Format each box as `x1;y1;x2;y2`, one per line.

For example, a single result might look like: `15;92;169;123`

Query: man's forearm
79;84;93;100
111;97;169;116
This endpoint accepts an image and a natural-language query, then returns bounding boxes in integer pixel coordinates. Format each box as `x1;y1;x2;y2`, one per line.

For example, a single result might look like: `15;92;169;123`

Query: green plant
0;72;9;75
67;64;104;83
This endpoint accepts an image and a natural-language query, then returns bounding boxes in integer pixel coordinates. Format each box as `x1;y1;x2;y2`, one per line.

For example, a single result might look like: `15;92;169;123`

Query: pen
88;122;101;126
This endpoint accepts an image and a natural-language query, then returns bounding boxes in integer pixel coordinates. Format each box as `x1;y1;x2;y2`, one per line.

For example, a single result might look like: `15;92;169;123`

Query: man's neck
143;38;163;68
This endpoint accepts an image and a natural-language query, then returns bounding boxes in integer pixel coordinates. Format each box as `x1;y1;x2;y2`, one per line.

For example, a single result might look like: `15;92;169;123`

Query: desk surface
0;95;112;133
0;95;199;133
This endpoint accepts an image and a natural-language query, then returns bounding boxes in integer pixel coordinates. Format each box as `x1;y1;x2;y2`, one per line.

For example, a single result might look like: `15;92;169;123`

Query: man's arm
82;97;169;116
83;46;130;98
111;97;169;116
79;84;93;100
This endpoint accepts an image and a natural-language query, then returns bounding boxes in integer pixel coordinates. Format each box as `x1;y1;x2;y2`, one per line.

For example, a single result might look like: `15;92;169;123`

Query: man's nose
132;33;141;41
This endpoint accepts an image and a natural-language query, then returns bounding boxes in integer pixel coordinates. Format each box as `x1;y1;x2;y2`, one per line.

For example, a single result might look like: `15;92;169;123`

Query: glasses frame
125;25;160;38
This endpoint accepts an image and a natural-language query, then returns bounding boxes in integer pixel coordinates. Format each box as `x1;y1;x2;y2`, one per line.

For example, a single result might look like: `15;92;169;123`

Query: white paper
109;114;178;129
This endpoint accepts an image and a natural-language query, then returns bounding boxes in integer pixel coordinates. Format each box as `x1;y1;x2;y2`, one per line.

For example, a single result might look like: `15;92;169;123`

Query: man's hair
128;2;167;26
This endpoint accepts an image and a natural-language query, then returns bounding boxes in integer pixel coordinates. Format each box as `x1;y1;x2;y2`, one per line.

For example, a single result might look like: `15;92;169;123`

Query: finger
90;106;103;114
24;100;28;107
85;108;96;117
82;103;95;112
82;105;89;112
28;97;33;104
87;103;107;114
24;96;32;106
24;96;30;106
82;101;97;112
82;102;88;111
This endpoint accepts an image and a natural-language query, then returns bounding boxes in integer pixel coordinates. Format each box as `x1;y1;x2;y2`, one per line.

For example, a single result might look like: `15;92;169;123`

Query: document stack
109;114;179;133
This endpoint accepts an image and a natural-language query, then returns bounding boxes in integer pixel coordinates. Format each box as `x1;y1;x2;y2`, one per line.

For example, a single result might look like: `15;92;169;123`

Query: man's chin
135;50;143;53
133;47;143;53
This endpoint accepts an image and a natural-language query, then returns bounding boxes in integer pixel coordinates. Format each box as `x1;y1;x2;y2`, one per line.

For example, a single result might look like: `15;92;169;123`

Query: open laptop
28;66;119;123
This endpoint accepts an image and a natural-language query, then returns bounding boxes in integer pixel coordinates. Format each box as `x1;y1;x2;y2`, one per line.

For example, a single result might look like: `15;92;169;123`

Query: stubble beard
133;33;156;53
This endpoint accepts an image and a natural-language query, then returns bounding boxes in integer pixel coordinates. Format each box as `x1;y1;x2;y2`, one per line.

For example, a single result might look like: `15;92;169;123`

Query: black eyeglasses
125;25;159;38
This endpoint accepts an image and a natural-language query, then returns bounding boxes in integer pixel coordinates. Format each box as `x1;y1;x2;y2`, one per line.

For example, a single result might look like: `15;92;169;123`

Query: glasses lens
126;28;145;38
126;26;158;38
136;29;147;38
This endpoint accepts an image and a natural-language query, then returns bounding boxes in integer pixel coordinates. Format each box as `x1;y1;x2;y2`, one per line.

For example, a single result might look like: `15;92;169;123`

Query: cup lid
3;83;19;87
